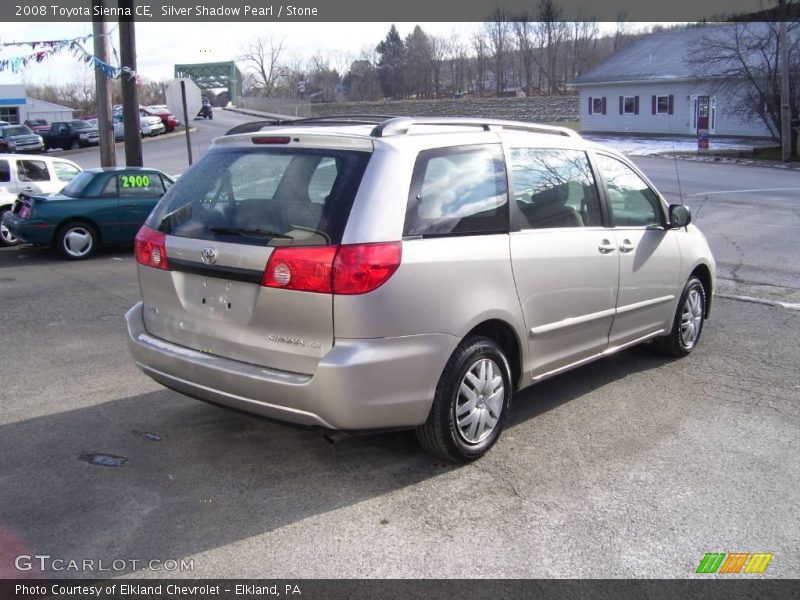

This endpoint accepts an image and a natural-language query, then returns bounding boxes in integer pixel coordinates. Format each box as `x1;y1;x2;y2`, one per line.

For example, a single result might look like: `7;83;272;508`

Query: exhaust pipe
323;431;349;445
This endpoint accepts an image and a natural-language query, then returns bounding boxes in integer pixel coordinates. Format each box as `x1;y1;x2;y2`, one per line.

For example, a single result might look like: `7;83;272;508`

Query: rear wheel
416;335;512;463
655;276;706;357
0;208;21;246
57;221;98;260
69;139;80;150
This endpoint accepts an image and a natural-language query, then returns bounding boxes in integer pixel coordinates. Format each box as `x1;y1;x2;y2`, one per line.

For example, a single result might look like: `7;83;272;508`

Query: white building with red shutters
574;26;775;138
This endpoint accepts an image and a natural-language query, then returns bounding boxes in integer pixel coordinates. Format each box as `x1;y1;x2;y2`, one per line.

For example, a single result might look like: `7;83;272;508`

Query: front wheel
70;139;80;150
57;221;98;260
655;276;706;357
416;335;512;463
0;209;21;246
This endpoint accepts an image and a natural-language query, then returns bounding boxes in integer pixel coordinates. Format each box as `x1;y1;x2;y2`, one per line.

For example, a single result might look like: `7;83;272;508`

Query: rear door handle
619;239;635;253
598;240;616;254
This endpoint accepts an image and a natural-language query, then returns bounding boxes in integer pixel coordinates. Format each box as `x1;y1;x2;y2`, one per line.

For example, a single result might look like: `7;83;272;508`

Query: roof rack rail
224;114;401;136
287;114;399;125
370;117;580;139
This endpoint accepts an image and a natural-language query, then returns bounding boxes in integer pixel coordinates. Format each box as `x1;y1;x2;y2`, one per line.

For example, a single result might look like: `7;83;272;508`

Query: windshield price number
121;175;151;189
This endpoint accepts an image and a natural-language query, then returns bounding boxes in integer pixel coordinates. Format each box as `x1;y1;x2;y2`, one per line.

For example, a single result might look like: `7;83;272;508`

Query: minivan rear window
146;148;371;247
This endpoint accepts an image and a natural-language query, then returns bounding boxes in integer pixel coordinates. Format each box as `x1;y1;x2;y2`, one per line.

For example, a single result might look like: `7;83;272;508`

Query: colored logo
696;552;773;574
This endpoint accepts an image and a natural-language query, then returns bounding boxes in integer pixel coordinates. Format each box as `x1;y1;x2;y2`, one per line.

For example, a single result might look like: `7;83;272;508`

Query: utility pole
779;0;791;162
92;0;116;167
119;0;142;166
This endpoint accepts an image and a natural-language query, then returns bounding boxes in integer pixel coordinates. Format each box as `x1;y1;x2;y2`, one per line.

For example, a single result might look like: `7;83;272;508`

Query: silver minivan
126;117;715;462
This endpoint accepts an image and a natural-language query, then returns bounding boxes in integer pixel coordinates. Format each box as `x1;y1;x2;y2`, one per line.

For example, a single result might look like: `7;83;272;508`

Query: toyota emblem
200;247;218;265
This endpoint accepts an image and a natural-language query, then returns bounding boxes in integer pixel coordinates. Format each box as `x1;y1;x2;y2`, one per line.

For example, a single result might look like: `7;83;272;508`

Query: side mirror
668;204;692;228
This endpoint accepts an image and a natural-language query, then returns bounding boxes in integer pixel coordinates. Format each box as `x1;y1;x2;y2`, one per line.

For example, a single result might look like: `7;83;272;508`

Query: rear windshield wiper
209;226;292;239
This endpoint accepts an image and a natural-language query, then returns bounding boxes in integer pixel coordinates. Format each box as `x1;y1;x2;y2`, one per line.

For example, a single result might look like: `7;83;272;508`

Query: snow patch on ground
584;135;775;156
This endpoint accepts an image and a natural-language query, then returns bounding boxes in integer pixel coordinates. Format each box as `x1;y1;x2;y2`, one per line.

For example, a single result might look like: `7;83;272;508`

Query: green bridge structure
174;61;243;104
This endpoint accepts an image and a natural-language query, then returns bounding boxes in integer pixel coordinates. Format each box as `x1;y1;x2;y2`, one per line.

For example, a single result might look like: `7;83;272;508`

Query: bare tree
536;0;568;94
472;29;489;96
485;8;511;95
240;37;286;97
513;16;536;95
688;21;800;140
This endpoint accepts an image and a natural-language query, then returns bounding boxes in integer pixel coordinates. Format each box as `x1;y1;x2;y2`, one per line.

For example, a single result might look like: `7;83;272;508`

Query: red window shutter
652;95;657;115
668;94;674;115
634;96;639;114
588;96;593;115
619;96;623;114
602;97;607;115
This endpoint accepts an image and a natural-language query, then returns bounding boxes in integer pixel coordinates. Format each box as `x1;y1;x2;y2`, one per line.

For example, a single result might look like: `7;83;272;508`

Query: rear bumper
125;301;457;431
1;213;53;245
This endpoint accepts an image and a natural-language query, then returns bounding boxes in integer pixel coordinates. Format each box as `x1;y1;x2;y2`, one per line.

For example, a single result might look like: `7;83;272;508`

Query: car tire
0;208;21;246
416;335;512;463
70;140;80;150
56;221;98;260
208;112;213;120
655;276;707;358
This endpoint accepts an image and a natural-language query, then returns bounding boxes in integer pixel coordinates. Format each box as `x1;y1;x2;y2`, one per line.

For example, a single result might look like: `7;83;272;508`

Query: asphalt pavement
0;116;798;579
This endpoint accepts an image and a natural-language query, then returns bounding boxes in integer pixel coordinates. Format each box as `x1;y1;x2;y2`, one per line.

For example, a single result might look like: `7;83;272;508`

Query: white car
112;115;166;140
0;154;82;246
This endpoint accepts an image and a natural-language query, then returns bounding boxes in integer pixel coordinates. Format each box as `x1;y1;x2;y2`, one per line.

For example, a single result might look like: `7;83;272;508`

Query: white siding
579;81;772;138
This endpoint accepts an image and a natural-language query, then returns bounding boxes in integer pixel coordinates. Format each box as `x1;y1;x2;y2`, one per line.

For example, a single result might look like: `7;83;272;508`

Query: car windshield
61;171;95;197
146;147;371;247
69;120;94;129
2;126;32;136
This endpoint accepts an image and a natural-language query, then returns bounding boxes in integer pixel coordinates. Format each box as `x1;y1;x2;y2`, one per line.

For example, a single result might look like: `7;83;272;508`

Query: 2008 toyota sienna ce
125;116;715;462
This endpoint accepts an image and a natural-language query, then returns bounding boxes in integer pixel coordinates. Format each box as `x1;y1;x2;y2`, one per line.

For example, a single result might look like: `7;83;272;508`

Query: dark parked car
2;167;174;259
0;125;44;153
41;120;100;151
197;96;213;119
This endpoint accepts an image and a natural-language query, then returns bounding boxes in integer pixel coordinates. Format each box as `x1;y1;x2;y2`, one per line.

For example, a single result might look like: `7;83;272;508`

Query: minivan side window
17;160;50;182
595;154;663;227
405;145;508;236
510;148;602;229
0;159;10;183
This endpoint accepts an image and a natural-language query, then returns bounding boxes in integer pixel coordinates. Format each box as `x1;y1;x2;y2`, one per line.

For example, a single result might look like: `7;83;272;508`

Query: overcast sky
0;21;643;87
0;22;491;86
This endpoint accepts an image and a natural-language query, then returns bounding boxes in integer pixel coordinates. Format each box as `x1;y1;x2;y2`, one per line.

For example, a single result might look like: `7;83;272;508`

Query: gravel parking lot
0;247;798;579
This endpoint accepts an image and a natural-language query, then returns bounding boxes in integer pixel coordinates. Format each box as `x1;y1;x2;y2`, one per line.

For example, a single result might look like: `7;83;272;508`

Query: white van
0;154;82;246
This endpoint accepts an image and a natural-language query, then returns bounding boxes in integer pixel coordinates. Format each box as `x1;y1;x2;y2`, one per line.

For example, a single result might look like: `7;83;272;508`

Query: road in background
64;109;247;173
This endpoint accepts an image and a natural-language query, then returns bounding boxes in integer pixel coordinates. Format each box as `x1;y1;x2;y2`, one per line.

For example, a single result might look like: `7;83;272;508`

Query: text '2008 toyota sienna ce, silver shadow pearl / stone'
125;116;715;462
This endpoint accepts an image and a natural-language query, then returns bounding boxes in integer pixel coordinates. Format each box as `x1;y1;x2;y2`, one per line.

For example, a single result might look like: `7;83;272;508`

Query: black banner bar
2;579;800;600
2;0;794;23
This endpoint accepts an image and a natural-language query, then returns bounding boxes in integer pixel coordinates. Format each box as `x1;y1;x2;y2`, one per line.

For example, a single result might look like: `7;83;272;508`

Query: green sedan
2;167;174;260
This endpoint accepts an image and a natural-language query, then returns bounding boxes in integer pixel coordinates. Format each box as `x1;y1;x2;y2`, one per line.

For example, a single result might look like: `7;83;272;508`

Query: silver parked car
126;116;715;462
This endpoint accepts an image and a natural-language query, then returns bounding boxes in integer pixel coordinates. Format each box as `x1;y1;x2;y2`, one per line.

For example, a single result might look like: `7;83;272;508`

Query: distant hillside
309;96;579;124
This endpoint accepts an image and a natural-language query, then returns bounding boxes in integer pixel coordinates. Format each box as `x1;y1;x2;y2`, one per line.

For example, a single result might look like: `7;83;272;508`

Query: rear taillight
332;242;402;295
135;225;169;270
262;242;402;295
263;246;337;293
18;204;31;219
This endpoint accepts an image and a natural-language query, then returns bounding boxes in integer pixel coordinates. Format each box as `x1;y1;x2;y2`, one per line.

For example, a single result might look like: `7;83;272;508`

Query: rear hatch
136;140;372;375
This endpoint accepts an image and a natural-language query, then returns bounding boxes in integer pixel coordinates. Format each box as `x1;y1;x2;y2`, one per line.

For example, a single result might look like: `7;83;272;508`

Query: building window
656;96;670;114
0;107;20;124
592;97;603;114
623;96;636;114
